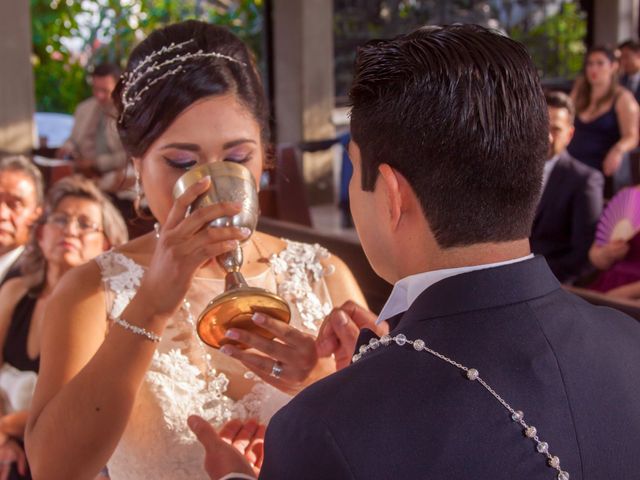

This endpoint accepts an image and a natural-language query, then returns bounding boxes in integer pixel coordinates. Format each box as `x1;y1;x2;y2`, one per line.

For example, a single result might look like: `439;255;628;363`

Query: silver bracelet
113;317;161;343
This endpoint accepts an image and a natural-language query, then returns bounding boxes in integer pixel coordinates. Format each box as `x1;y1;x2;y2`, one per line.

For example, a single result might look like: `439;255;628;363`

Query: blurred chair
260;144;313;227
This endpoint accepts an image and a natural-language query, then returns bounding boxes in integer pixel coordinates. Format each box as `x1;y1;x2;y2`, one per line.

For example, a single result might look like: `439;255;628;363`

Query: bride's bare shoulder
253;231;287;255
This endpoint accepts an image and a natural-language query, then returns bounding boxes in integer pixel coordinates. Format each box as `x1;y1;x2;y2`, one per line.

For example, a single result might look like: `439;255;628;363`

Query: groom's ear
378;163;414;232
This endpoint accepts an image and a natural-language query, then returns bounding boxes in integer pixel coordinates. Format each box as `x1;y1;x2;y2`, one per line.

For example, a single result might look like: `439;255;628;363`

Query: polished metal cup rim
172;162;257;199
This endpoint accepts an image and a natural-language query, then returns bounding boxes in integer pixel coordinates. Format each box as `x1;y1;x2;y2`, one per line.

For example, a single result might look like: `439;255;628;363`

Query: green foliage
32;0;264;114
508;2;587;79
31;0;91;113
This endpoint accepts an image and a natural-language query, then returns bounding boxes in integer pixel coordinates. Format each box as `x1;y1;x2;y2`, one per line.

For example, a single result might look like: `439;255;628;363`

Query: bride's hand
220;312;332;394
138;176;249;318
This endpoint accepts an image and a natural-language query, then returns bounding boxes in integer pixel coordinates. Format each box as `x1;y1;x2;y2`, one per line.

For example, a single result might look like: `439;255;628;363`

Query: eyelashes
163;157;197;170
163;155;253;170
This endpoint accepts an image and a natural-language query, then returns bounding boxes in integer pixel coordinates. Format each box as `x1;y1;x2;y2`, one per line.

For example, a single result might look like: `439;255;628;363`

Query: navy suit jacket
257;256;640;479
0;250;24;287
531;151;603;284
621;74;640;104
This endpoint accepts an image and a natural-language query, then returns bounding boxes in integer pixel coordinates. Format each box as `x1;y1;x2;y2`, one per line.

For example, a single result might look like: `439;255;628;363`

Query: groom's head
347;24;547;281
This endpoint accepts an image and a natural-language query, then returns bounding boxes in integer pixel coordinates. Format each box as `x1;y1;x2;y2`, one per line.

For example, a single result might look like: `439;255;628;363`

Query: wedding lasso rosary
352;333;570;480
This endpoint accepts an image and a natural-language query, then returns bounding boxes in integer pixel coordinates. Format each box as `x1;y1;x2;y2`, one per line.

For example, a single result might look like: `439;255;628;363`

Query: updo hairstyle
112;20;270;159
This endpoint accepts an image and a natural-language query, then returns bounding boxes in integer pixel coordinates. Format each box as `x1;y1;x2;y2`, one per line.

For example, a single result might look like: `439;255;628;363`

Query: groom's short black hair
349;24;547;248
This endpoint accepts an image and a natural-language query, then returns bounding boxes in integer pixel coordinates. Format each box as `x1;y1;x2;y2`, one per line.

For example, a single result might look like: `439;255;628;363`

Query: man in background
0;156;43;285
56;63;127;190
530;91;604;284
619;40;640;103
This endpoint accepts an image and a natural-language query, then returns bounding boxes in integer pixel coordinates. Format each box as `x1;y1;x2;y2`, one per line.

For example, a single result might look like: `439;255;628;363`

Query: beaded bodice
94;240;334;479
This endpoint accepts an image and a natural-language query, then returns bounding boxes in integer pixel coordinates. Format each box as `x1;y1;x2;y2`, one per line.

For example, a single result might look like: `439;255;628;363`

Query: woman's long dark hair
574;46;619;115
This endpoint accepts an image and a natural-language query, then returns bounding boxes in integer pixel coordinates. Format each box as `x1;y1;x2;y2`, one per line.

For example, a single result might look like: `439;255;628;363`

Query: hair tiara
118;39;247;124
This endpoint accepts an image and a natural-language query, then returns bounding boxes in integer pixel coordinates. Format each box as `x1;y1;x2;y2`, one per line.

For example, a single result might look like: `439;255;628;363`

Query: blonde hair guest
0;175;127;478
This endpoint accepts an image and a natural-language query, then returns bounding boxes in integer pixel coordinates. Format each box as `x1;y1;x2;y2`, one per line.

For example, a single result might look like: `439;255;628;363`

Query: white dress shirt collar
377;254;534;324
0;246;24;283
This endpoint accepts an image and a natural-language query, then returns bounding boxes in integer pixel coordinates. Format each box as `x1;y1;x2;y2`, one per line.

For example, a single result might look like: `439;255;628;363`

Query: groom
191;24;640;479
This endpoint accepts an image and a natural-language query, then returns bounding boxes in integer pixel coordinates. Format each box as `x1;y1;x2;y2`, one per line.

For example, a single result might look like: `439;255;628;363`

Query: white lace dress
94;240;334;480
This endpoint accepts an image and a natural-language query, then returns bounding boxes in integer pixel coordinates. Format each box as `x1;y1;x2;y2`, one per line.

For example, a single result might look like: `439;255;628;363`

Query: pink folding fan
595;188;640;246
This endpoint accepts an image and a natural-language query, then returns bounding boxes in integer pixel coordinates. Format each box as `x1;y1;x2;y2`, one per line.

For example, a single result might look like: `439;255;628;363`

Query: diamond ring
270;361;283;379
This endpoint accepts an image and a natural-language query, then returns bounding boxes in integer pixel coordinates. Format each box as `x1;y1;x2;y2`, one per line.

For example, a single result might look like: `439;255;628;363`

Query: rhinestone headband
118;39;247;124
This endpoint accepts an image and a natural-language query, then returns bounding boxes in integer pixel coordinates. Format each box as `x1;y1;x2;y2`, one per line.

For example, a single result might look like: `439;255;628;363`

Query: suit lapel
534;153;570;228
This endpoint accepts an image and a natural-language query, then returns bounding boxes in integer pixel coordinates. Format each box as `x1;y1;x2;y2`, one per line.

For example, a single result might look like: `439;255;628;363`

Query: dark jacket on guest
621;73;640;104
258;257;640;479
531;151;604;284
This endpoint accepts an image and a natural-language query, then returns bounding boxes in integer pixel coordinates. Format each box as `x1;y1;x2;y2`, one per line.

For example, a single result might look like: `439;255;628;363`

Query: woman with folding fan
588;186;640;298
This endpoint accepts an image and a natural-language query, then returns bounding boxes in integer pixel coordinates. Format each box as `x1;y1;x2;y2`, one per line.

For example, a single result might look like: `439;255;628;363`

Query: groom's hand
316;301;388;370
188;415;256;480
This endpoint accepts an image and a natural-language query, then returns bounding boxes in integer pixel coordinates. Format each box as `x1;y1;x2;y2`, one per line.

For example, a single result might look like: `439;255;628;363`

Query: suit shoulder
74;97;98;115
561;153;603;180
553;289;640;343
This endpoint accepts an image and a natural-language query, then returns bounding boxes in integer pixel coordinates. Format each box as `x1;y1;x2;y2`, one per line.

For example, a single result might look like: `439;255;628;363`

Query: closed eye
224;154;253;164
163;156;198;170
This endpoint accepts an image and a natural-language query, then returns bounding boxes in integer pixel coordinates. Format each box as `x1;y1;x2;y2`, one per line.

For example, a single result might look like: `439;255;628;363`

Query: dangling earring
134;168;142;200
133;167;153;219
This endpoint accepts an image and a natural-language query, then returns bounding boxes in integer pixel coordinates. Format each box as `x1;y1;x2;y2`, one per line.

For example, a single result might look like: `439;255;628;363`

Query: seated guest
192;24;640;480
567;47;639;197
55;63;128;194
619;40;640;103
0;157;43;286
530;91;604;283
0;175;127;479
588;186;640;299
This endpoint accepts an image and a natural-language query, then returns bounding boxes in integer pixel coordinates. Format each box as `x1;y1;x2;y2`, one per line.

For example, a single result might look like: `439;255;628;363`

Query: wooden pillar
593;0;639;45
0;1;35;154
271;0;336;204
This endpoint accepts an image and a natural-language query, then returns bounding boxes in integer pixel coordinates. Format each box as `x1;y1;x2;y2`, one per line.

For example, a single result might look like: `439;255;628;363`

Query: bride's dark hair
113;20;269;158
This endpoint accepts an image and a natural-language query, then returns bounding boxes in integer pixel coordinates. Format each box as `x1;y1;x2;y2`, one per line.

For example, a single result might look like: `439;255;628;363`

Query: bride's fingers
220;347;302;387
223;327;293;364
174;226;248;258
250;312;314;351
164;176;211;230
176;202;244;237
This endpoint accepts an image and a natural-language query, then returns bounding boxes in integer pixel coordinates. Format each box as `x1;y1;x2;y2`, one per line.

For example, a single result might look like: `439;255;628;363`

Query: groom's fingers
316;309;342;357
188;415;222;452
341;300;379;330
331;310;360;356
219;419;244;445
232;419;260;454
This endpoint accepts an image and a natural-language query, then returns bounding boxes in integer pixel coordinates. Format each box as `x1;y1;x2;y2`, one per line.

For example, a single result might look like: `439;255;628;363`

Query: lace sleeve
94;251;145;321
269;240;335;332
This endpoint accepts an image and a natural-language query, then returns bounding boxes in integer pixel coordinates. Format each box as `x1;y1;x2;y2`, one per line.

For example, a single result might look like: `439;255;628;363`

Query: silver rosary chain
352;333;570;480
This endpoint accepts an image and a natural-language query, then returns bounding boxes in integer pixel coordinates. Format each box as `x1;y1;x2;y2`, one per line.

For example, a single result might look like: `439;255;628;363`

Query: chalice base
197;287;291;349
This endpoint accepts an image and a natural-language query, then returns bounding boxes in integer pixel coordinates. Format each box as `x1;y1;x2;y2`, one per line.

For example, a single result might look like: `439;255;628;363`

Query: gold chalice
173;162;291;348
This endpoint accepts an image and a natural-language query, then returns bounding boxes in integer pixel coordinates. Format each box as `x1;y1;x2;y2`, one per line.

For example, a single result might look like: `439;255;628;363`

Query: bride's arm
25;262;168;479
322;253;368;309
25;180;247;479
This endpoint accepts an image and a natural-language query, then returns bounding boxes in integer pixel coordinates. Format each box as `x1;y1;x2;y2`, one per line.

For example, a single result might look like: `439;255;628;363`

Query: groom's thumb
188;415;220;450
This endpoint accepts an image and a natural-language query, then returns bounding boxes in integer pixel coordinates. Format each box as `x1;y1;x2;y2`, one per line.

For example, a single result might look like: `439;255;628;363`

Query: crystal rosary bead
353;333;569;479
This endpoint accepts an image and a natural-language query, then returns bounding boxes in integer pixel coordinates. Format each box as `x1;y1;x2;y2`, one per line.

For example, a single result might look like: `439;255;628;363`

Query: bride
25;20;364;480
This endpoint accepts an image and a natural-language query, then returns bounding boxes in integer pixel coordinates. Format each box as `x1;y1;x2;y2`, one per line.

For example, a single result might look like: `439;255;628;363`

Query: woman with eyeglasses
0;175;127;480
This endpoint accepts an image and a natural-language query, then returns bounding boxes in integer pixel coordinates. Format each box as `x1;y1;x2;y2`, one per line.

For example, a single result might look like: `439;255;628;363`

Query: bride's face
134;94;264;225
